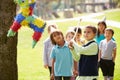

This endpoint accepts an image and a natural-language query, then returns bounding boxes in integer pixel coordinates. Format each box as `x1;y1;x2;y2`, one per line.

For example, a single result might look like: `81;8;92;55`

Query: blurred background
33;0;119;20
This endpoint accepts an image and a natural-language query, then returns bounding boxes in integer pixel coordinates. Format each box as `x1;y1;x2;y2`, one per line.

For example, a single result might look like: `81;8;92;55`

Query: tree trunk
0;0;18;80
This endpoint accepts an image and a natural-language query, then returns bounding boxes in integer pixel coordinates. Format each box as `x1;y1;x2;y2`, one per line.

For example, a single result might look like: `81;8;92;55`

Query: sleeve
70;49;80;61
43;42;48;65
73;40;98;55
50;47;56;59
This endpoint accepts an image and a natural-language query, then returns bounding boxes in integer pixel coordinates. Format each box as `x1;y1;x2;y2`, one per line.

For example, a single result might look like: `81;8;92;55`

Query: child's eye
84;31;91;34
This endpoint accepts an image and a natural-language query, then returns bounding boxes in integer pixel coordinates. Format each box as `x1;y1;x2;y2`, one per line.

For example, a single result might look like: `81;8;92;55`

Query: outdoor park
0;0;120;80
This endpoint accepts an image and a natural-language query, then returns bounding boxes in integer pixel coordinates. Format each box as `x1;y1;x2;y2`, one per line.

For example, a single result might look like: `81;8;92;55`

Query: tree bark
0;0;18;80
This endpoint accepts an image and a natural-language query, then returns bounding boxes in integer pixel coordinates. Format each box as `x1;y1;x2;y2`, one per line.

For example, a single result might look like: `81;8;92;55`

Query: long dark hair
97;21;107;37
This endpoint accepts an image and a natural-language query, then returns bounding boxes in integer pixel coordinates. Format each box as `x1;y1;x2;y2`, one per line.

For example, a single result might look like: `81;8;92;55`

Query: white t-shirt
99;39;116;60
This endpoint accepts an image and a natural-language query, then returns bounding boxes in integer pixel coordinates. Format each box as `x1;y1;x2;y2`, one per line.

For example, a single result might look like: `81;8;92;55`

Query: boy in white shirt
98;28;117;80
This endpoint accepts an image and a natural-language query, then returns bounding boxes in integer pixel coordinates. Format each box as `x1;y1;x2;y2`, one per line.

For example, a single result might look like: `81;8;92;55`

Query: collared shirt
99;39;116;60
50;42;73;76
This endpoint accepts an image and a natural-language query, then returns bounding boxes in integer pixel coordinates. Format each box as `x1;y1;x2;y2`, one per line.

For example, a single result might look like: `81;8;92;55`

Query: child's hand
73;70;78;77
50;73;54;80
44;65;48;69
68;41;74;50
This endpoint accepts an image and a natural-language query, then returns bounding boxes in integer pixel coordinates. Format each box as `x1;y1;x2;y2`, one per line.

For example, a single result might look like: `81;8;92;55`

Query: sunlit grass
94;8;120;22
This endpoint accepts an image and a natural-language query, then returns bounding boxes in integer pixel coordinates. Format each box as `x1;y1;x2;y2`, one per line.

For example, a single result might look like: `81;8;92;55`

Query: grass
18;28;49;80
18;9;120;80
94;8;120;22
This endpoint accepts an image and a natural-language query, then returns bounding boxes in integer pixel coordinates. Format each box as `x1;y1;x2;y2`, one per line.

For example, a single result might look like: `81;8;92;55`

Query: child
50;29;73;80
98;28;117;80
74;27;85;45
69;26;98;80
43;24;58;80
95;20;114;74
65;29;75;43
95;21;107;45
65;29;77;80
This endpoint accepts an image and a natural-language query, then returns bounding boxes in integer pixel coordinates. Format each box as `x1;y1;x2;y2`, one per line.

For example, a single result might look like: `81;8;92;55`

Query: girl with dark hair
95;21;107;45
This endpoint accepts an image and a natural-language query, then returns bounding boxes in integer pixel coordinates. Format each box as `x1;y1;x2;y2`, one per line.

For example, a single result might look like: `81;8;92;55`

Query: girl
69;26;98;80
50;29;73;80
95;21;107;45
65;29;75;43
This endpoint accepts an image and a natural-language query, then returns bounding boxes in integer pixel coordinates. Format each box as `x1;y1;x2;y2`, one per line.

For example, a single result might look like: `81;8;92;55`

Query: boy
98;28;117;80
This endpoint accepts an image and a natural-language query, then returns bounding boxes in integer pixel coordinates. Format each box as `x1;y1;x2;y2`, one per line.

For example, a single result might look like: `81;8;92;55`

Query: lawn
18;9;120;80
94;8;120;22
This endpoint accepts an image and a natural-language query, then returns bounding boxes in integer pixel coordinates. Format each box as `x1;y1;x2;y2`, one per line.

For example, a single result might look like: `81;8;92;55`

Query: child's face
98;23;106;33
84;28;95;41
52;32;64;44
75;33;81;41
66;33;74;42
104;30;113;40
